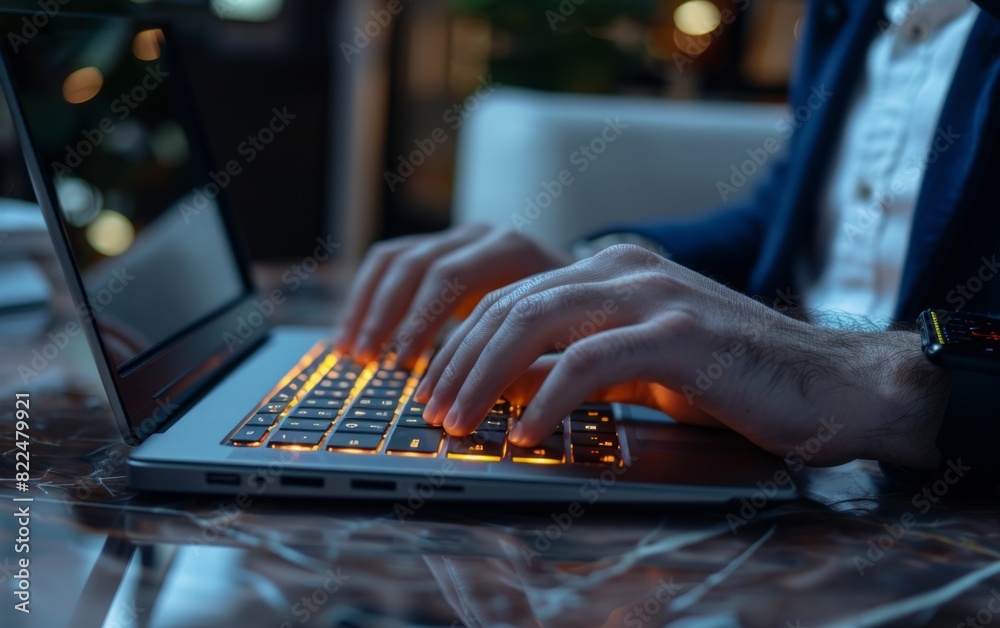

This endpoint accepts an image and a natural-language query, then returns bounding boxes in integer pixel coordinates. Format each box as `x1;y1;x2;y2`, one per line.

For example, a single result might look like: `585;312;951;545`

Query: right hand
333;224;573;368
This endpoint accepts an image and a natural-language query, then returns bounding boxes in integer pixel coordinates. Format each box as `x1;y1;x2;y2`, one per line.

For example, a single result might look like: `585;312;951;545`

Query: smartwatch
917;308;1000;489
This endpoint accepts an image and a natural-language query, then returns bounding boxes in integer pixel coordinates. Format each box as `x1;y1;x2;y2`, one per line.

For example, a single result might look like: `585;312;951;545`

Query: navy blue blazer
596;0;1000;323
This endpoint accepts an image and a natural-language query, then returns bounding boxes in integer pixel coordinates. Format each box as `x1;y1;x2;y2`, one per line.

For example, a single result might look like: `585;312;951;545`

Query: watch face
923;310;1000;366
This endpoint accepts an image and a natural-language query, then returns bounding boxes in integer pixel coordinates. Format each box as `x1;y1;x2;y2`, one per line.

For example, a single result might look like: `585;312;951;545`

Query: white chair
452;88;788;251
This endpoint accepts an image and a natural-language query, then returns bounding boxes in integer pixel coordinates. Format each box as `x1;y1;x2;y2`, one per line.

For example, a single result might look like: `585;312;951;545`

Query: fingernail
508;423;525;445
423;398;441;423
413;385;429;403
443;406;461;431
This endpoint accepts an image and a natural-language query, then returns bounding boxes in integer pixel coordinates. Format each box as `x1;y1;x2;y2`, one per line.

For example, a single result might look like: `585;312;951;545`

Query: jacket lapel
894;11;1000;319
749;0;884;298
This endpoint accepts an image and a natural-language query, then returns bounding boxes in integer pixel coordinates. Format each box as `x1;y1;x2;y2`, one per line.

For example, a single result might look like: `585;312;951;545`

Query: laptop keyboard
225;344;624;466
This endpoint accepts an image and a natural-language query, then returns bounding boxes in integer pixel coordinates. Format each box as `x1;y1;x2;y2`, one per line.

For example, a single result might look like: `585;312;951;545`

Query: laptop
0;10;796;504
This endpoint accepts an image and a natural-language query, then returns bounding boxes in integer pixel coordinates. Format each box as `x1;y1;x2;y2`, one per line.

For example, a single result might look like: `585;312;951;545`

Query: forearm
741;323;950;470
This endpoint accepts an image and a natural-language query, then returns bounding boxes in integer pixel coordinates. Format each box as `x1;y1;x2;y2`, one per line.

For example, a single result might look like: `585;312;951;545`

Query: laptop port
280;475;324;488
351;479;396;492
206;473;240;486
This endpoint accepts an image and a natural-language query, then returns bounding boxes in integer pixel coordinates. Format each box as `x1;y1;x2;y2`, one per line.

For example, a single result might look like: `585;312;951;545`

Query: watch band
934;367;1000;491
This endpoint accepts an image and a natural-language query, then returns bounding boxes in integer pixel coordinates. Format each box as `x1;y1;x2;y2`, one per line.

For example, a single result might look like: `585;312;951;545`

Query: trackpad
631;422;757;452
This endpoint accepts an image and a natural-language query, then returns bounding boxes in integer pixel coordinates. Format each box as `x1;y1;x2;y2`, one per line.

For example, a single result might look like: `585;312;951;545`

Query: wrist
864;331;949;470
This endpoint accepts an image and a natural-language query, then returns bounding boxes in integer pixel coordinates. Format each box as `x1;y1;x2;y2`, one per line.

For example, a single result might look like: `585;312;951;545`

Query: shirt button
907;22;929;43
856;180;873;201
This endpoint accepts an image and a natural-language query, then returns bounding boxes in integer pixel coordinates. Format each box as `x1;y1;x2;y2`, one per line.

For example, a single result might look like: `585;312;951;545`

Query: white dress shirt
800;0;980;327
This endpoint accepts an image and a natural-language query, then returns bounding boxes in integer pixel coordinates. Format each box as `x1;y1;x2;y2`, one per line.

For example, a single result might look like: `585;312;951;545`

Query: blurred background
0;0;802;263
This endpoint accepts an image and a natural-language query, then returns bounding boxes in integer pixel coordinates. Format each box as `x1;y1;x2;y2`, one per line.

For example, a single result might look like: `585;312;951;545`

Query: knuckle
484;299;510;326
470;289;504;319
438;359;464;391
426;258;457;283
368;239;403;259
508;294;549;327
598;243;650;263
395;247;431;268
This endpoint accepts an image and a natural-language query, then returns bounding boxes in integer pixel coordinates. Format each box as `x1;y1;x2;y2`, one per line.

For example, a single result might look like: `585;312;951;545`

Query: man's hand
415;245;949;470
333;224;572;367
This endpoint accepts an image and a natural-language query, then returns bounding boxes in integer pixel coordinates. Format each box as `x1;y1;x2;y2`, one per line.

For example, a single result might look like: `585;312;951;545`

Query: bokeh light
86;210;135;257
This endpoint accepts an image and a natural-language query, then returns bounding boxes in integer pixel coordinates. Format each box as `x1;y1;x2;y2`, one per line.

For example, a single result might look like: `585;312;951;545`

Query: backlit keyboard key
478;417;508;432
570;432;618;448
231;426;269;445
337;420;390;434
356;397;398;409
447;430;505;461
309;389;349;399
358;388;400;399
269;429;325;448
300;397;345;409
327;432;382;451
368;378;405;389
386;427;443;454
317;379;352;390
290;408;337;420
572;446;620;464
570;418;616;434
401;402;426;416
397;415;438;428
343;408;393;420
247;414;279;426
279;418;332;431
510;435;565;464
258;402;286;414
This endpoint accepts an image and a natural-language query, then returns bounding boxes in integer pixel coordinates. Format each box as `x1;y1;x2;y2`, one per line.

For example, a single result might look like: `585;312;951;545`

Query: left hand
414;244;947;470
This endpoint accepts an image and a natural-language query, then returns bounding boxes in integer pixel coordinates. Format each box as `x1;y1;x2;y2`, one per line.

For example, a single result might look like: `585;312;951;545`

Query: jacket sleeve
583;156;788;292
974;0;1000;21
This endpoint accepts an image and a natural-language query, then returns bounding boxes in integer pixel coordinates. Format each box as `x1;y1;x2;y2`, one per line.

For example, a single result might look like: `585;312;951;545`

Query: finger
417;260;598;408
503;354;559;406
508;322;668;447
353;225;488;362
440;282;639;436
394;229;533;368
333;237;418;355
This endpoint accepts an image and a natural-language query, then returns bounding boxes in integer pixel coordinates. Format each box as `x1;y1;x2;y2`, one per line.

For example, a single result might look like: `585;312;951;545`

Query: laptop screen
0;12;272;440
0;15;250;369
